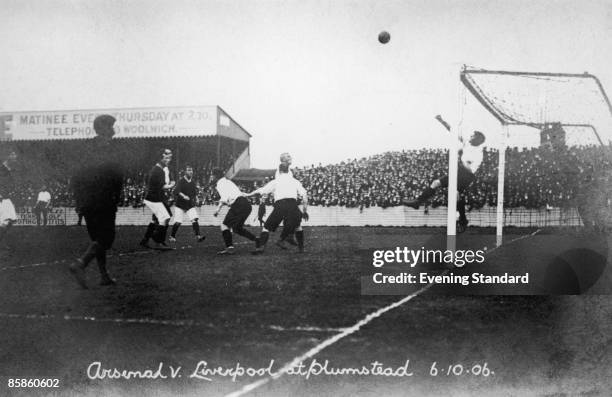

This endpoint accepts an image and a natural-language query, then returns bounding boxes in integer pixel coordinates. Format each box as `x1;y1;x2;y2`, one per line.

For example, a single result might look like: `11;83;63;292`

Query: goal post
496;124;508;246
447;66;612;246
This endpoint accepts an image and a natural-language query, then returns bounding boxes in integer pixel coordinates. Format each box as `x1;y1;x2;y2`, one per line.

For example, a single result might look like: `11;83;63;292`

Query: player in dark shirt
139;149;175;249
0;150;18;254
69;115;123;289
169;165;206;243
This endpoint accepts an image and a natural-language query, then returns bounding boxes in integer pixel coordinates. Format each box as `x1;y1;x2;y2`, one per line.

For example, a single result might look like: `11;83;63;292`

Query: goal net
454;67;612;242
462;68;612;145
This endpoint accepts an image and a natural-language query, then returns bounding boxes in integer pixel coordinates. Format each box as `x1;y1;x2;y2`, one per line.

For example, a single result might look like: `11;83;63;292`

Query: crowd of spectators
255;144;612;210
5;144;612;211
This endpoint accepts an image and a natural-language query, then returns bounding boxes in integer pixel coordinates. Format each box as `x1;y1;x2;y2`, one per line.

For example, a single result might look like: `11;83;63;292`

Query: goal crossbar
448;66;612;247
461;68;612;144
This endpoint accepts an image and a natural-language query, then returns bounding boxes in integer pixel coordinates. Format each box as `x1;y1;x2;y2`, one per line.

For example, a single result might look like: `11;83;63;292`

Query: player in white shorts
265;152;300;246
169;165;205;243
140;149;175;249
258;152;294;224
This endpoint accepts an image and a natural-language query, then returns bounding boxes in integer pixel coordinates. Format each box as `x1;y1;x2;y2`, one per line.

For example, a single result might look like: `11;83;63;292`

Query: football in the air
378;31;390;44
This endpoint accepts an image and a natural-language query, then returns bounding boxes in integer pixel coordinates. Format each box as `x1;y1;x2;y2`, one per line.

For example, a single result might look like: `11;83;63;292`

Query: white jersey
255;173;306;201
215;177;244;205
37;191;51;203
461;143;483;174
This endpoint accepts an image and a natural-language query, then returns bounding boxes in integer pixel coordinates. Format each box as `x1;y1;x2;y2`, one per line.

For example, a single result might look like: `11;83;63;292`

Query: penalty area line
0;235;326;272
0;248;176;272
0;313;344;333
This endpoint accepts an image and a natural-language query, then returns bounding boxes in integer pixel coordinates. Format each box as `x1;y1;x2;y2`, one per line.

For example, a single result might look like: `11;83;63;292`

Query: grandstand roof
232;168;275;182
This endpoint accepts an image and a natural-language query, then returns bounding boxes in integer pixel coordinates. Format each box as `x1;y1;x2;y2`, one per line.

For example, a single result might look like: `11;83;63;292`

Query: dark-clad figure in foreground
0;150;19;257
70;115;124;289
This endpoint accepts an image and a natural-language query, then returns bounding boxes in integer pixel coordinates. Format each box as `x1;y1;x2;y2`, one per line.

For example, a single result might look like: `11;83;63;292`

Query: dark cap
472;130;486;145
93;114;116;137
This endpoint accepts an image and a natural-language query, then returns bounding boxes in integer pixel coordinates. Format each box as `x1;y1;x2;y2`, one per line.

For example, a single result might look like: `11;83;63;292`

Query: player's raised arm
435;114;465;144
434;114;451;132
247;179;276;197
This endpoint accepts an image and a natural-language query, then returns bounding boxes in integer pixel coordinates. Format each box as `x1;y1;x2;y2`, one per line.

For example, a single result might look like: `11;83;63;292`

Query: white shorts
173;207;198;223
0;199;17;225
143;200;171;223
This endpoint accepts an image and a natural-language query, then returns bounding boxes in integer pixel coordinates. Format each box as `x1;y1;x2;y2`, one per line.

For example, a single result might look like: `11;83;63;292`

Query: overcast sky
1;0;611;167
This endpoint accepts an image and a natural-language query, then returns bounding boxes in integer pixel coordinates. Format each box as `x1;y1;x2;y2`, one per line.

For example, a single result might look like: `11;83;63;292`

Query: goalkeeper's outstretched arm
435;114;451;132
435;114;465;146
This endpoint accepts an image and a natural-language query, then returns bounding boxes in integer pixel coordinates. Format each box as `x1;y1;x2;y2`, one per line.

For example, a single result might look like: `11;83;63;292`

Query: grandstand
2;141;612;228
2;98;611;231
0;106;251;223
230;145;612;229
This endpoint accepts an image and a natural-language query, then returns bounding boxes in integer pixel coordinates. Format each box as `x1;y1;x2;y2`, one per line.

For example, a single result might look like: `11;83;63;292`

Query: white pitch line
224;283;436;397
0;234;327;272
0;241;215;272
223;229;542;397
0;312;346;334
0;259;68;271
0;251;157;272
268;325;348;333
0;313;204;327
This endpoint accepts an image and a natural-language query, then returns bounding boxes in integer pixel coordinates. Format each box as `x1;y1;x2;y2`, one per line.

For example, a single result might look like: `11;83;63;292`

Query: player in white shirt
258;152;294;224
404;130;485;230
34;185;51;226
212;168;258;255
248;163;308;253
265;152;299;246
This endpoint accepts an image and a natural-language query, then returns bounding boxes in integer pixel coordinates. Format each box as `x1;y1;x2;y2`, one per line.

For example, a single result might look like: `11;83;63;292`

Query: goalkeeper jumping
404;115;486;231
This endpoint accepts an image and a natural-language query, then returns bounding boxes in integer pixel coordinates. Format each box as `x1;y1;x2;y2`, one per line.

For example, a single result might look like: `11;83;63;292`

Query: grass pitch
0;226;611;396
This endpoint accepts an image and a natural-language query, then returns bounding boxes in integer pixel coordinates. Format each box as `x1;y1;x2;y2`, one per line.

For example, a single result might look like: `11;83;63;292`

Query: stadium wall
14;205;582;228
